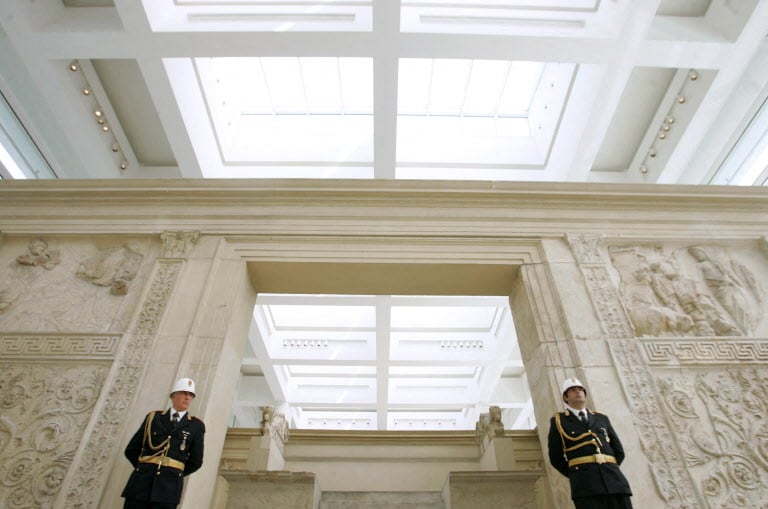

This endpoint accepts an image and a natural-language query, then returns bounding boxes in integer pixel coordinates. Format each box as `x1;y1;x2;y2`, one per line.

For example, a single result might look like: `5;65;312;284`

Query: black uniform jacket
547;409;632;500
122;409;205;504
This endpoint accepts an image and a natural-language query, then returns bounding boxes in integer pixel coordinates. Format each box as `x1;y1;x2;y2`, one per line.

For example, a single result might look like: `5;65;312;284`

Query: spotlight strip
638;69;699;177
68;60;130;171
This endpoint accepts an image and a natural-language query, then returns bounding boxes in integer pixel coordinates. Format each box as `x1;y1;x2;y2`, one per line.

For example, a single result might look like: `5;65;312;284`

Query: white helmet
170;377;196;398
561;377;586;397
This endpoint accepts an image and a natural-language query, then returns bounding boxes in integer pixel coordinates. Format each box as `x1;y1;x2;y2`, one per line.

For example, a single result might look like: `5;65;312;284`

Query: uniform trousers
573;495;633;509
123;499;177;509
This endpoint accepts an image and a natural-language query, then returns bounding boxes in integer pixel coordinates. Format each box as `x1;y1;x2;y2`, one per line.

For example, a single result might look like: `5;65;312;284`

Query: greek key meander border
60;260;182;509
0;334;120;359
641;338;768;364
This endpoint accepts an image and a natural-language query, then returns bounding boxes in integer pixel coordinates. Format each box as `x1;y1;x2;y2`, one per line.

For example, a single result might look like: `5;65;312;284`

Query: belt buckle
594;453;606;464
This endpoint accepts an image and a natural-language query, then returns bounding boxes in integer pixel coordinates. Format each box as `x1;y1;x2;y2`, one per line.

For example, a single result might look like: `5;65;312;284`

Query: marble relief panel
655;366;768;509
622;337;768;509
574;237;768;508
0;361;110;509
607;243;767;338
0;236;157;333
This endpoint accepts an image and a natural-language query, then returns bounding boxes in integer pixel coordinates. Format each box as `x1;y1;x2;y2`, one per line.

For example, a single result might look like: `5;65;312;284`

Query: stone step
320;491;445;509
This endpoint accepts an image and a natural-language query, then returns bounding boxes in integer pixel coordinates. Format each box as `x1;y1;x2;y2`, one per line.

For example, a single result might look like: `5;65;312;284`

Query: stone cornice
284;428;481;445
1;179;766;238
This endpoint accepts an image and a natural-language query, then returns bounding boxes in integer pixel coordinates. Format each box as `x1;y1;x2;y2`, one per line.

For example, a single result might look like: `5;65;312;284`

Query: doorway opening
231;261;534;432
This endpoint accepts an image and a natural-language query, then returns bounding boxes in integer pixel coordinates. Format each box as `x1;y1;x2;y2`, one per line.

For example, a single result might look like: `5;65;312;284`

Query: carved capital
566;233;605;264
160;230;200;259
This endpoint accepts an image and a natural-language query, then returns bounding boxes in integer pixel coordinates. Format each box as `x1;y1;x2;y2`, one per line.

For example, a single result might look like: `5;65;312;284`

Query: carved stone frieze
656;367;768;508
0;239;147;332
16;238;60;270
0;287;12;313
0;334;120;360
0;363;109;509
76;244;143;295
610;339;701;508
160;230;200;259
614;336;768;508
609;244;766;338
566;233;605;264
580;265;635;338
642;339;768;365
60;260;182;509
565;234;635;339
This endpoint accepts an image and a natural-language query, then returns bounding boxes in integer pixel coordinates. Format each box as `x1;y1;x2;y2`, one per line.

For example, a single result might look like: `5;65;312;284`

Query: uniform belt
568;454;616;467
139;455;185;471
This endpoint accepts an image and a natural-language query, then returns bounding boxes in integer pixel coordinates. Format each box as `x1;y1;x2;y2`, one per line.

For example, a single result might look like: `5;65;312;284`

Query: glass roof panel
499;61;545;113
396;58;545;169
201;57;374;172
391;304;501;329
390;366;477;376
288;365;376;376
268;304;376;328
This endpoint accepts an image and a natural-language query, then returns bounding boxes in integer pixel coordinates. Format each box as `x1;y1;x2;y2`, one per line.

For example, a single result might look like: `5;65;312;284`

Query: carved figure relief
0;288;12;313
15;238;60;270
688;246;761;335
0;363;108;509
609;245;766;338
622;264;693;337
1;238;153;332
76;245;143;295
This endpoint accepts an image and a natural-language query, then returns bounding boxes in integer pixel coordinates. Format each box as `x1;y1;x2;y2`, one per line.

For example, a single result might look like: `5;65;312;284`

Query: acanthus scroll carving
0;364;108;509
657;368;768;508
609;339;700;508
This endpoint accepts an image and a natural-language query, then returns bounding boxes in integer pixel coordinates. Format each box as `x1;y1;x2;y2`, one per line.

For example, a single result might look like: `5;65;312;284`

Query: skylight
0;91;55;179
396;59;560;176
710;94;768;186
199;56;374;177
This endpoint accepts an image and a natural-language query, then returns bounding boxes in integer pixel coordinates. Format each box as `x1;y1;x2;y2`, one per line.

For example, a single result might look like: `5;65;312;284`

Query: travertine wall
0;179;766;509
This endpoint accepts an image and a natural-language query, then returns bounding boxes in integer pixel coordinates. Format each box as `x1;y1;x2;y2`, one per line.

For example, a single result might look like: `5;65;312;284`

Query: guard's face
563;386;586;407
171;391;195;412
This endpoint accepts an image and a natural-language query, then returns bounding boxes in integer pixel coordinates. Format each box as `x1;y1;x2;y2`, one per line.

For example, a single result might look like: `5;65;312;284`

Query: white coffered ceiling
1;0;767;430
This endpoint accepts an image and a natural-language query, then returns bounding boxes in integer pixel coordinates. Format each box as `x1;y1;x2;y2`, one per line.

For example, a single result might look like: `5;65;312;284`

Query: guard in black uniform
548;378;633;509
122;377;206;509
